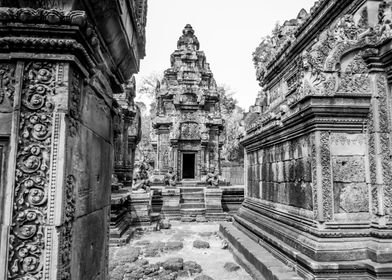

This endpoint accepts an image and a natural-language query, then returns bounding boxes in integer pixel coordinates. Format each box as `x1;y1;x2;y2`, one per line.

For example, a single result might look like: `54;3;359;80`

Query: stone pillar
129;191;154;225
205;188;226;221
200;145;206;175
0;1;148;279
0;54;113;280
127;138;138;185
172;142;178;174
161;188;181;220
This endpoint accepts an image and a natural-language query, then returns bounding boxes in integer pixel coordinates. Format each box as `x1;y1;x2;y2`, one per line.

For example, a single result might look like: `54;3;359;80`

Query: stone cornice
0;3;147;90
241;95;371;151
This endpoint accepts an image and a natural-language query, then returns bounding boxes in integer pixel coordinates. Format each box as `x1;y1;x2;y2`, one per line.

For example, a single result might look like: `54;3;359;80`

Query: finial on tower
177;24;200;50
183;24;195;35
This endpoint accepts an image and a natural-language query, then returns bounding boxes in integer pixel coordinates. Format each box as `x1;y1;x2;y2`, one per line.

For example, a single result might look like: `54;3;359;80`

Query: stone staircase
180;183;206;221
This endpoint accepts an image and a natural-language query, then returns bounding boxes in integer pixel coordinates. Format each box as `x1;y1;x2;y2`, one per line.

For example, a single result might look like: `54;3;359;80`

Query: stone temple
221;1;392;279
152;24;224;182
1;0;392;279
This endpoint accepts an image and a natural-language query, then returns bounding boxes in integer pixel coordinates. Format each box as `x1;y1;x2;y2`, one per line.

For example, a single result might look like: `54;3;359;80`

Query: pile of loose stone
110;240;220;280
109;224;242;280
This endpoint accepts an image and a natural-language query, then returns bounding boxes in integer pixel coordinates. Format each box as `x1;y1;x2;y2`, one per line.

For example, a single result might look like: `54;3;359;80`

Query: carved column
0;1;148;278
0;58;112;280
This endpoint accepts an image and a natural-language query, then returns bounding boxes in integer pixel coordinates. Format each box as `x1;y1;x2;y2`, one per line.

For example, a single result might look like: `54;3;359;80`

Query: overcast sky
136;0;317;110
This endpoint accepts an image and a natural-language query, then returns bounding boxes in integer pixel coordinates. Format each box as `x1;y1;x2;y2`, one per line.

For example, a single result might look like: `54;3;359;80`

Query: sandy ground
110;221;254;280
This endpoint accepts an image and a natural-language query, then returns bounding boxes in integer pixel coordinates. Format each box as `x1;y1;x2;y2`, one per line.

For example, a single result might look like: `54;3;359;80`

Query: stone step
219;223;303;280
181;196;204;201
181;198;204;202
182;199;204;204
181;184;198;187
181;203;205;209
181;193;204;198
180;187;204;192
180;208;206;215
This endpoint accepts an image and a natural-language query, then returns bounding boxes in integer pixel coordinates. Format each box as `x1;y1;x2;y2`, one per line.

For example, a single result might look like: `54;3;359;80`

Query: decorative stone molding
57;174;76;280
0;62;15;106
9;61;57;280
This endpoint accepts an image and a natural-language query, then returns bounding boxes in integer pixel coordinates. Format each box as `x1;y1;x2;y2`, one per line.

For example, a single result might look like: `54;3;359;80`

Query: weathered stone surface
334;183;369;213
194;275;214;280
196;215;208;222
330;133;366;156
160;218;172;229
199;231;214;237
193;240;210;249
235;1;392;279
0;2;147;279
332;156;366;183
165;241;184;251
162;257;184;271
116;247;140;262
181;216;196;222
183;261;202;275
72;206;110;280
223;262;240;272
135;240;151;246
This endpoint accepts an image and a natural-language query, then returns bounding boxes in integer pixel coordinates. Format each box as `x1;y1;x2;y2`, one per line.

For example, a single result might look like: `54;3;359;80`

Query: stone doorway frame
181;152;197;180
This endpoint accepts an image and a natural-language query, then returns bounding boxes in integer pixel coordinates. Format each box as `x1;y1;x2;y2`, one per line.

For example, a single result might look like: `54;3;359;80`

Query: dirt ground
109;221;254;280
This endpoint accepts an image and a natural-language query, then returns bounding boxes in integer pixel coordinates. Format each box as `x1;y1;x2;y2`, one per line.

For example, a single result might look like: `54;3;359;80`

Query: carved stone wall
247;135;313;214
0;1;147;279
231;1;392;279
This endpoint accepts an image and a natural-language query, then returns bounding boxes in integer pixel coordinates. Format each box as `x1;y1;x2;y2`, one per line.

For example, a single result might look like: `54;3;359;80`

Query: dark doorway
182;153;195;179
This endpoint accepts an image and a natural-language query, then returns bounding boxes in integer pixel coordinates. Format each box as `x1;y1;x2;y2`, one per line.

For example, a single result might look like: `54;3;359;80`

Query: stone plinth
161;188;181;220
129;191;154;225
221;186;245;214
205;188;226;221
110;192;133;246
231;1;392;279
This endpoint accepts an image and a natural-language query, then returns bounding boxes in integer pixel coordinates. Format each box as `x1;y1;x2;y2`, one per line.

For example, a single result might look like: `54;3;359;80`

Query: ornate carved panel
0;62;15;109
180;122;200;140
68;68;81;137
320;131;333;221
180;94;197;103
57;174;76;279
9;61;57;279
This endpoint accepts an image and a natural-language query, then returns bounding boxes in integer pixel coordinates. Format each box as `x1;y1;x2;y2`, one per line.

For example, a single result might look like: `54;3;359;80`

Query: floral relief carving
0;62;16;105
9;61;56;280
68;69;81;136
320;131;333;221
180;122;200;139
57;175;76;280
337;53;370;94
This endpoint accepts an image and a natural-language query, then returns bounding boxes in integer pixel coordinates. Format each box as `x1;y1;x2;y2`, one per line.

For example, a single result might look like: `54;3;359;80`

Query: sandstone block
193;240;210;249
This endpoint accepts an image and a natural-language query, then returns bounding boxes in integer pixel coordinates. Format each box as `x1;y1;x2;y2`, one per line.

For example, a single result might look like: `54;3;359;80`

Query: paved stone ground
109;221;254;280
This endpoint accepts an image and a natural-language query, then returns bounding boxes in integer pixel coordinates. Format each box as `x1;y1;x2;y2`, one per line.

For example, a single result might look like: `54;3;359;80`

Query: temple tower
153;24;224;182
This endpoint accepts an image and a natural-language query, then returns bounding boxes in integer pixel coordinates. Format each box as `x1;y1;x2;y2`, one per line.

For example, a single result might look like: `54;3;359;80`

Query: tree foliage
134;72;163;164
218;85;245;164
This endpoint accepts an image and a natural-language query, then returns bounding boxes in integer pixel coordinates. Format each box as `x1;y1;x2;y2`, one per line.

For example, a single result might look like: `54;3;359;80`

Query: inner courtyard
0;0;392;280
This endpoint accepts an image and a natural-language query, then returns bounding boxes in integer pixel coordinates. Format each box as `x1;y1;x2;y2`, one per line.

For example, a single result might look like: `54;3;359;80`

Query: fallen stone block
223;262;240;272
193;240;210;249
162;257;184;272
194;275;214;280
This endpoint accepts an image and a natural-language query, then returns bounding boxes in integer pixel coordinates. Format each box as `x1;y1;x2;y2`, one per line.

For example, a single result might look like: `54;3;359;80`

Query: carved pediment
180;122;200;140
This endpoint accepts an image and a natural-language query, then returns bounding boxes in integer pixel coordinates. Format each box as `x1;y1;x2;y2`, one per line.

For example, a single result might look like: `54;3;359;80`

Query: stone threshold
219;222;303;280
